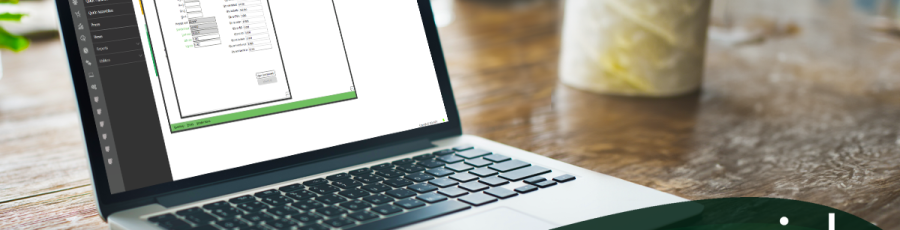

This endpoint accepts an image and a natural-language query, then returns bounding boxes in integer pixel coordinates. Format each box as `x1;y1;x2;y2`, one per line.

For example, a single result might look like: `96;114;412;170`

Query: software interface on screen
66;0;448;193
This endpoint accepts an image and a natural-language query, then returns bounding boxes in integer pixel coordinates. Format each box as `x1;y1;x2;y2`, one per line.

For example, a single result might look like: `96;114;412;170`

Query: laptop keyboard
147;145;576;230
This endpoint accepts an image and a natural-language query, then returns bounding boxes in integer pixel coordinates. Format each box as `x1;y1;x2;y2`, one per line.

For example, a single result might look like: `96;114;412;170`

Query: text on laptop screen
74;0;448;193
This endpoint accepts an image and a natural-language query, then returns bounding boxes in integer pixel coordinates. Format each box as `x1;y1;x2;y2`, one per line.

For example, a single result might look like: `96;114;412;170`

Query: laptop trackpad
422;207;557;230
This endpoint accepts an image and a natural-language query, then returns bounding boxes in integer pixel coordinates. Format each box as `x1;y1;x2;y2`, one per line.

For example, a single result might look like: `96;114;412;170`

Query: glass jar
559;0;712;97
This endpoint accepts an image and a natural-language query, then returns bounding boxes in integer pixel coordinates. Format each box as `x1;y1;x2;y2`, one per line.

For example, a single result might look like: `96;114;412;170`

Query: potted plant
0;0;30;80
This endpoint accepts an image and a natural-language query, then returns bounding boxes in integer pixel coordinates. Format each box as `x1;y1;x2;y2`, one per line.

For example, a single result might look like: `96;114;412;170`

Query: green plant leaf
0;13;25;21
0;26;29;52
0;0;20;4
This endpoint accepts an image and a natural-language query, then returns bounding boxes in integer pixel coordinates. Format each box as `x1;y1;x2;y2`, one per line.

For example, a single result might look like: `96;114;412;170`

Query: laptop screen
69;0;449;194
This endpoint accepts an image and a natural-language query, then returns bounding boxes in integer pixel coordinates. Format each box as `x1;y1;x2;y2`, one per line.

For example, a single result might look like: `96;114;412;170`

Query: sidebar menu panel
69;0;127;193
69;0;174;193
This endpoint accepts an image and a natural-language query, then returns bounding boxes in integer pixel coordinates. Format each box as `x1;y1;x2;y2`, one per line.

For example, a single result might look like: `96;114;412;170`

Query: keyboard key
349;168;374;175
363;194;396;205
514;185;538;193
370;163;394;171
291;200;326;211
424;168;454;177
437;187;468;198
175;207;203;216
265;206;299;217
535;180;557;188
554;174;576;182
396;164;426;173
317;207;348;218
499;166;551;181
183;212;217;225
338;188;371;199
484;154;511;162
215;219;249;229
478;176;509;186
489;160;531;172
354;174;385;184
383;178;415;187
278;183;304;193
371;204;404;215
303;178;329;186
468;167;498;177
344;179;380;193
353;201;471;230
148;213;178;223
299;223;329;230
236;201;269;213
265;218;299;230
349;211;381;221
432;149;455;156
412;153;435;161
209;207;243;219
459;181;489;192
465;158;493;167
523;176;546;184
285;190;318;200
484;187;518;199
154;218;191;230
326;172;352;181
243;225;270;230
449;173;479;182
456;149;491;159
361;183;393;193
309;184;341;194
445;163;474;172
339;200;373;211
188;224;218;230
459;193;497;206
315;194;348;205
254;189;280;198
241;212;275;223
385;188;417;199
452;145;474;151
260;195;294;206
290;212;322;223
437;155;465;164
417;159;445;168
407;183;439;193
323;217;355;228
228;195;256;204
404;172;435;182
416;192;448;203
375;169;406;178
332;178;363;189
428;178;459;188
392;158;415;165
201;201;230;211
394;198;426;209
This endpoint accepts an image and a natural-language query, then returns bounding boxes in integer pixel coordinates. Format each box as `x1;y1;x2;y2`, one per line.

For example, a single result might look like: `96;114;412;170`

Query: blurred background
3;0;900;54
1;0;900;229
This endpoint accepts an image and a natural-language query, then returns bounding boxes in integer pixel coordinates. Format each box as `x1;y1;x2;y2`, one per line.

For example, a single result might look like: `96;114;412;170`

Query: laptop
55;0;692;229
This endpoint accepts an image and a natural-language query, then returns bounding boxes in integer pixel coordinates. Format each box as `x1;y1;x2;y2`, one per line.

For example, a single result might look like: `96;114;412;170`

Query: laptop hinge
156;138;434;207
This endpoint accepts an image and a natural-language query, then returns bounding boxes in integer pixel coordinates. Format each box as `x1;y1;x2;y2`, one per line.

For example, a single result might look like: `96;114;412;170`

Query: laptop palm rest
418;207;557;230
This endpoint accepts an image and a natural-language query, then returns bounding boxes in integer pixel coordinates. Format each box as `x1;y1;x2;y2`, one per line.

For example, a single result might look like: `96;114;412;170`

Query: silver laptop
55;0;690;229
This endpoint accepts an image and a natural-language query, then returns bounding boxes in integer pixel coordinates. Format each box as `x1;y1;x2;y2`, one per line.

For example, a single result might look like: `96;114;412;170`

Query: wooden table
2;0;899;228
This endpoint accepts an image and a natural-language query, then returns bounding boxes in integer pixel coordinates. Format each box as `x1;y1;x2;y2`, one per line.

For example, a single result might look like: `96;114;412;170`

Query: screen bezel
56;0;460;216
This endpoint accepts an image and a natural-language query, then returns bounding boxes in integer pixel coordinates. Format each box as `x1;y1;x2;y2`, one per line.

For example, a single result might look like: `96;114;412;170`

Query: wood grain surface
2;0;899;229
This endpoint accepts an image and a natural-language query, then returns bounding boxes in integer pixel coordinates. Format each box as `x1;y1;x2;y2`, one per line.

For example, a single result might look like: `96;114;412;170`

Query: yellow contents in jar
560;0;712;97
